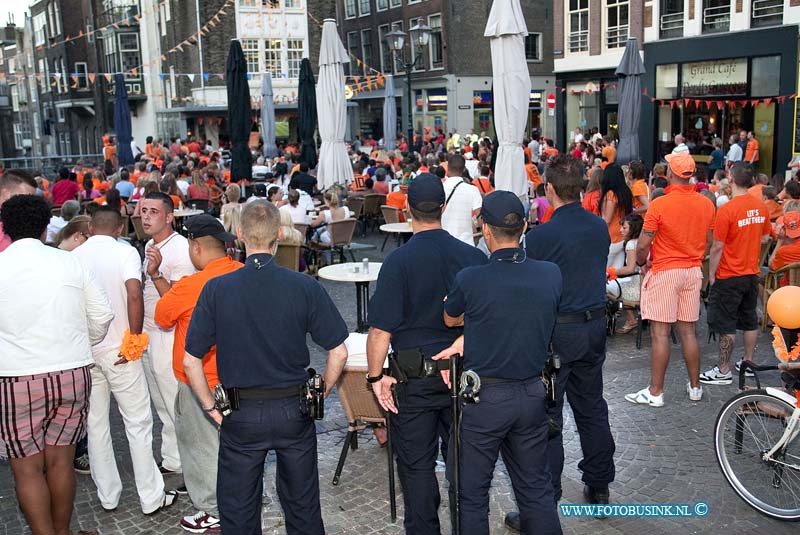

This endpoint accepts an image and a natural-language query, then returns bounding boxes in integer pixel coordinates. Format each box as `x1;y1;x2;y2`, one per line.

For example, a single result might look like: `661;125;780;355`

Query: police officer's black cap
184;214;237;243
479;191;525;228
408;173;445;213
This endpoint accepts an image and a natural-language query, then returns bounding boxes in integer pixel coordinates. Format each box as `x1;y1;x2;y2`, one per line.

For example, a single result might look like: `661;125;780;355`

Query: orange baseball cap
777;212;800;239
665;152;696;179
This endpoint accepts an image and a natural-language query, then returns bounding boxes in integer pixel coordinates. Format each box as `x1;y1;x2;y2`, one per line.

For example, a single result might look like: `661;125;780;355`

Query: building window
75;62;89;90
391;21;404;73
346;31;359;74
10;84;19;112
702;0;730;34
265;39;283;78
751;0;783;28
60;57;68;93
359;0;371;16
13;124;23;149
377;0;388;10
47;3;56;38
57;106;65;123
287;39;303;78
284;0;299;7
568;0;589;53
345;0;357;18
751;56;781;97
242;38;260;73
118;33;141;79
409;17;422;70
378;24;391;73
33;112;40;139
33;13;47;46
606;0;628;48
87;23;95;43
38;58;47;92
525;33;541;62
429;14;443;69
58;131;71;156
240;0;280;6
53;1;62;35
390;0;401;7
361;29;373;69
659;0;684;39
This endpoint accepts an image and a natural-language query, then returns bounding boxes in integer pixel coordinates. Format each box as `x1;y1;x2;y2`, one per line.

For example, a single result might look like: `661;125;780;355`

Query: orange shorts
640;267;703;324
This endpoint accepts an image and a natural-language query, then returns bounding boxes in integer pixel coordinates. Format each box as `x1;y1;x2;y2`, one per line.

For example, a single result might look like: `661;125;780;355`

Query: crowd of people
1;119;799;535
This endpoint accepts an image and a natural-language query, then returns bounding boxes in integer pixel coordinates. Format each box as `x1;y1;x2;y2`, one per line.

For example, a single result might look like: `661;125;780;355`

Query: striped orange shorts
640;267;703;324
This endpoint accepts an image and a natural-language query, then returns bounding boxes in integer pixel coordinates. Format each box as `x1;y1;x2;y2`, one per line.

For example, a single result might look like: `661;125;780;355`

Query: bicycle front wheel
715;389;800;521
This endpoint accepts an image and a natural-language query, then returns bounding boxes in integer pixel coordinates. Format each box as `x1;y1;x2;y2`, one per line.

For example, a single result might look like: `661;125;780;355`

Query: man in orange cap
626;152;715;407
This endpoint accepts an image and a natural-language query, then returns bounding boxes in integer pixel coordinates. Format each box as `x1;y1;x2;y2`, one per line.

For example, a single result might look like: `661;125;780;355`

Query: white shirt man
726;137;743;165
672;135;690;154
72;208;173;514
140;194;196;473
441;155;482;245
464;153;480;179
528;138;540;164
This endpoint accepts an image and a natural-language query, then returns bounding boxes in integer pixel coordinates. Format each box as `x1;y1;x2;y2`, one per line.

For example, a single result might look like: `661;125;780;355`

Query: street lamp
386;23;431;151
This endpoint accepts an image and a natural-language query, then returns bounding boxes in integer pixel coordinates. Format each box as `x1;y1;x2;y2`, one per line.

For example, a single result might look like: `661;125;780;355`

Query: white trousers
143;326;181;472
87;348;165;513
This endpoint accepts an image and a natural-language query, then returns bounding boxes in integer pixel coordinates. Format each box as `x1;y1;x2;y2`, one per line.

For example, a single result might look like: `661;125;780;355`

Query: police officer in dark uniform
435;191;562;535
505;154;616;531
183;200;349;535
367;173;487;534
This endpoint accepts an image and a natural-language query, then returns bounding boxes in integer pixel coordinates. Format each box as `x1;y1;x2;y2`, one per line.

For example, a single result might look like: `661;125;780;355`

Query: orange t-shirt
154;256;243;389
631;179;649;210
526;164;542;187
473;177;494;195
170;195;182;209
602;146;616;164
386;191;407;222
745;139;759;163
582;189;600;215
643;184;716;273
540;205;554;224
713;194;771;279
601;191;626;244
523;146;532;164
748;183;765;200
765;199;783;221
771;239;800;286
542;147;559;158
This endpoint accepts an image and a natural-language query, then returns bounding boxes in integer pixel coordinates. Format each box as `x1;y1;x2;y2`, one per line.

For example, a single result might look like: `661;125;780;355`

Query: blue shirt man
367;173;486;534
505;154;616;531
115;171;135;198
183;200;349;535
440;190;562;534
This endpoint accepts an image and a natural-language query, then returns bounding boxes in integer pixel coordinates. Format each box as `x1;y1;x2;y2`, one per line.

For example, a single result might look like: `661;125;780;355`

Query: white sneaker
180;511;221;533
734;360;755;377
686;382;703;402
699;366;732;385
625;387;665;407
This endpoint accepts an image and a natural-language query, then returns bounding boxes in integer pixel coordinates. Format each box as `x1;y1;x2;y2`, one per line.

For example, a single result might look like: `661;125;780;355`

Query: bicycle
714;327;800;521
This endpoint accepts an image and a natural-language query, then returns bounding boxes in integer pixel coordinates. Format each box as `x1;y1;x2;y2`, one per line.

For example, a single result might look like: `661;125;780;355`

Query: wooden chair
294;223;309;240
274;244;301;271
761;262;800;331
131;215;147;241
120;215;130;238
361;194;386;236
333;366;396;522
380;205;402;251
345;196;365;218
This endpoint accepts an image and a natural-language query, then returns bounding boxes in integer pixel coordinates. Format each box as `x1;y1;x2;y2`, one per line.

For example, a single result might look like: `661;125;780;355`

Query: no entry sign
547;93;556;109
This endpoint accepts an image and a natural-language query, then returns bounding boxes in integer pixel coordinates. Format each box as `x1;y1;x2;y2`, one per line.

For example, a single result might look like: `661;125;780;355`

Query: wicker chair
274;244;301;271
333;366;396;521
761;262;800;331
380;205;402;251
361;194;386;236
310;218;358;265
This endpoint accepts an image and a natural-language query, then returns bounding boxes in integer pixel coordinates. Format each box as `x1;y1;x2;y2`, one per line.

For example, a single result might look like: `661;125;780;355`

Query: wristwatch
150;272;165;282
366;372;384;384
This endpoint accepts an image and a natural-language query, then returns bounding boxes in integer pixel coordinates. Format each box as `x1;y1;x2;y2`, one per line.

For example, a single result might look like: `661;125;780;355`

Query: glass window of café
413;88;448;136
564;81;618;143
473;91;494;138
654;56;781;174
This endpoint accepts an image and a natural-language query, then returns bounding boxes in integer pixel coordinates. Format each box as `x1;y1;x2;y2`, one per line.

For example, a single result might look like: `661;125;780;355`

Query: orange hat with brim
777;212;800;239
665;152;695;179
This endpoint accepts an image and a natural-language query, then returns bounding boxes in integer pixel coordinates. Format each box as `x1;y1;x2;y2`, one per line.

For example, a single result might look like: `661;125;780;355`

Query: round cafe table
379;222;412;250
318;262;382;333
173;208;204;219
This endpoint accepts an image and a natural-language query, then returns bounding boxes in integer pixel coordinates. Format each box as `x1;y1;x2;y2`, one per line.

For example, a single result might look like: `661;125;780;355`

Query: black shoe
73;454;91;475
583;485;610;519
504;512;520;533
174;485;189;495
158;464;181;475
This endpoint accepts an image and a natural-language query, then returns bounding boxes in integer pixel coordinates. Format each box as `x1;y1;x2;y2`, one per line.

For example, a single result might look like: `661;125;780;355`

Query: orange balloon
767;286;800;329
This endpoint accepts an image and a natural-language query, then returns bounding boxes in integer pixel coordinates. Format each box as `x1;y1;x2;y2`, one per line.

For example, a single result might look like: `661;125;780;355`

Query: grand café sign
682;58;748;98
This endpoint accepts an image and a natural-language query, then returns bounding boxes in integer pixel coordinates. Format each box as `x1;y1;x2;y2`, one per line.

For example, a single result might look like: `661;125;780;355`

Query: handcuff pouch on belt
213;368;325;420
388;348;450;382
541;344;560;408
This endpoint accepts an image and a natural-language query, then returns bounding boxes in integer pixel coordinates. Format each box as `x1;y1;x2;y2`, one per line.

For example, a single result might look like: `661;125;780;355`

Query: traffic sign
547;93;556;109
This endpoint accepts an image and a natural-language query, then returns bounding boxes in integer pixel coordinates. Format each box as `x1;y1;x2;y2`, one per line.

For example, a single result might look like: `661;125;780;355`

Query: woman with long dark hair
599;164;633;268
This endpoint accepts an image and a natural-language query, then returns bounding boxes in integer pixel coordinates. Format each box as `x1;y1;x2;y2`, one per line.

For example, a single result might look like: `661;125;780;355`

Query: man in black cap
435;191;563;535
183;201;349;535
367;173;487;534
154;214;242;533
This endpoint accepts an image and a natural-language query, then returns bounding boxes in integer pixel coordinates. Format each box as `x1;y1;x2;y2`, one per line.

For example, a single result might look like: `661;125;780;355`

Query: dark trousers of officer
454;380;561;535
548;318;616;497
217;397;323;535
389;376;451;535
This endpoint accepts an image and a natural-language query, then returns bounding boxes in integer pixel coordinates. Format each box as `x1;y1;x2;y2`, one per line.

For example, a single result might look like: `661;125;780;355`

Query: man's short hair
730;162;754;189
785;180;800;200
300;162;309;173
144;191;175;211
91;205;123;232
120;169;130;181
763;186;777;200
364;178;374;188
61;200;80;221
653;177;668;189
447;154;465;175
487;212;525;242
59;167;70;180
544;155;584;202
240;199;280;250
629;161;646;180
0;169;37;193
409;205;442;224
0;195;50;241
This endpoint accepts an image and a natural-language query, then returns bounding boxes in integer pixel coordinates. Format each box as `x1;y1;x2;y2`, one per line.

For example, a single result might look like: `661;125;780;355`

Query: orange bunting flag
123;18;131;26
131;68;138;77
161;54;167;61
88;73;96;84
104;73;112;83
353;75;360;86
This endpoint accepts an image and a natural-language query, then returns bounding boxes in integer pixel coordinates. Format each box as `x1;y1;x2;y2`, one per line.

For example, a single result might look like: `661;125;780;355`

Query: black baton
450;354;461;535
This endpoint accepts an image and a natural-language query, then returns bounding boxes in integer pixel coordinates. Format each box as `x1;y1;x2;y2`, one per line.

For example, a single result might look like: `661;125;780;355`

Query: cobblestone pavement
1;234;798;534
